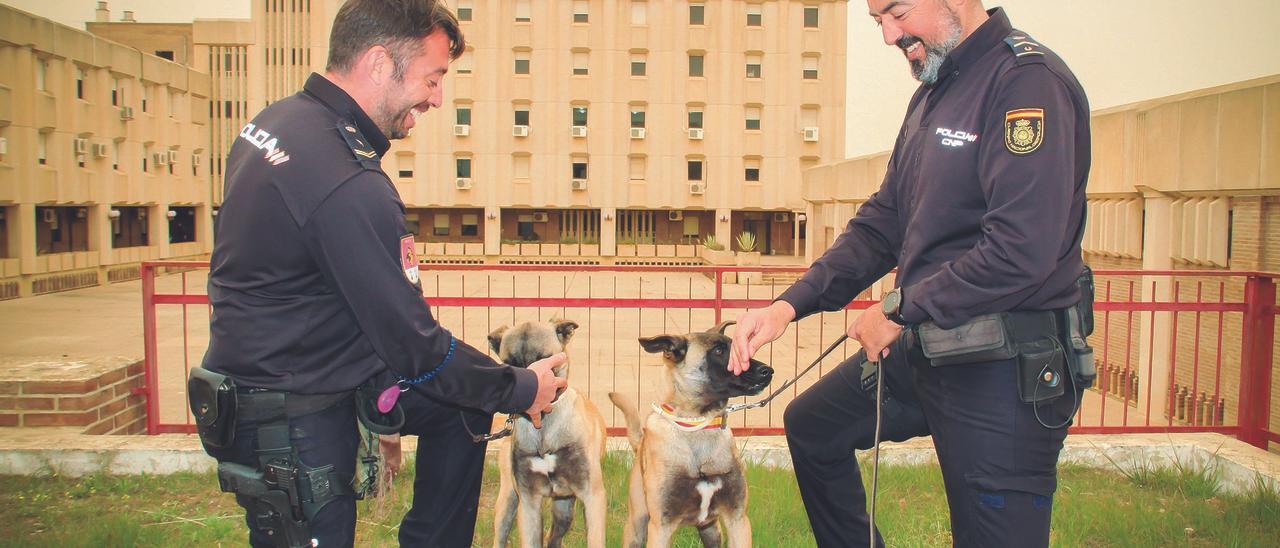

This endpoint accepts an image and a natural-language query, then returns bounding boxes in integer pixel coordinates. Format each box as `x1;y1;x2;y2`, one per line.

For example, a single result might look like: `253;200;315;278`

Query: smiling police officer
191;1;566;546
730;1;1091;546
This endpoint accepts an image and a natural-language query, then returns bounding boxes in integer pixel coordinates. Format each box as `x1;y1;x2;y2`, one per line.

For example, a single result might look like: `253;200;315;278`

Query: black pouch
917;313;1018;366
1016;337;1067;404
188;367;237;449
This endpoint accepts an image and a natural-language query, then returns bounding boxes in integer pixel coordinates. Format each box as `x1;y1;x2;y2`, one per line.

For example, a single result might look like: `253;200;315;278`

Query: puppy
490;319;608;548
609;321;774;548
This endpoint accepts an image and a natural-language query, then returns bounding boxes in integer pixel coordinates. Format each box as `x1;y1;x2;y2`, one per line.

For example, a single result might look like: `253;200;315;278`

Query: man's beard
374;93;416;140
896;8;963;84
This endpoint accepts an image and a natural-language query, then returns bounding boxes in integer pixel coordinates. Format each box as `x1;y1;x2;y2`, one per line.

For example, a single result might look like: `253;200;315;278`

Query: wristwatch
882;288;907;326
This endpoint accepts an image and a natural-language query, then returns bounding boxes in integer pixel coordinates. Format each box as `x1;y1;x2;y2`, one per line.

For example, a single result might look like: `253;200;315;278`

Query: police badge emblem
400;235;420;284
1004;108;1044;154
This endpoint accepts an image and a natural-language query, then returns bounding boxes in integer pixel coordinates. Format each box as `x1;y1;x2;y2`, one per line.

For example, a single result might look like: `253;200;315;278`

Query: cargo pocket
962;472;1057;545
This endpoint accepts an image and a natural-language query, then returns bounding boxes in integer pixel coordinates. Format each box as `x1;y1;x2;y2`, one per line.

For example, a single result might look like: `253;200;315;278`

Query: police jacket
779;8;1090;329
203;74;536;414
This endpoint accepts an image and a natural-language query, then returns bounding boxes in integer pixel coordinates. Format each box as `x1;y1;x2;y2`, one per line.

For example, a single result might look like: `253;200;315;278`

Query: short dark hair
326;0;465;79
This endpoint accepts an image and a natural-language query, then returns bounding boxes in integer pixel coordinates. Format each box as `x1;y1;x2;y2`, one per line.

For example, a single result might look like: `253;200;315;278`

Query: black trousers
783;336;1078;547
208;387;493;547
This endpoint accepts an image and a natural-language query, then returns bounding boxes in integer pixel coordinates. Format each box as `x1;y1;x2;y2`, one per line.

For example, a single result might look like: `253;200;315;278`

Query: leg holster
216;390;352;548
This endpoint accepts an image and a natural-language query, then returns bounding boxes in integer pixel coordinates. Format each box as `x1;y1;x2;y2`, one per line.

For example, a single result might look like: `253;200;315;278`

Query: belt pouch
1015;337;1067;404
918;313;1017;366
188;367;237;449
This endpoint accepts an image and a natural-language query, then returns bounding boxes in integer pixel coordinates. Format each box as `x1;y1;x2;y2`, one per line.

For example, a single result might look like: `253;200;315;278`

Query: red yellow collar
652;402;726;431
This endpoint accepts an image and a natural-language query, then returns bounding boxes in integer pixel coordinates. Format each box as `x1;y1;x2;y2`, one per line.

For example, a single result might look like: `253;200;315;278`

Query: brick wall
0;361;146;434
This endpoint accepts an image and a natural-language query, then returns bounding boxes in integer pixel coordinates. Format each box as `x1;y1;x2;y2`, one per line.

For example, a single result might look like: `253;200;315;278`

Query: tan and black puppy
609;321;774;548
490;318;608;548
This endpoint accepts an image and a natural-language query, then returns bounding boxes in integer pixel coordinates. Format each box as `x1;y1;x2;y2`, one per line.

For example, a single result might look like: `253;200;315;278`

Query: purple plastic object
377;385;401;414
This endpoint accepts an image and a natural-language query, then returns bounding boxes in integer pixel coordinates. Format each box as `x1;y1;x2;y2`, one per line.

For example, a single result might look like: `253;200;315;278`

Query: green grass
1;454;1277;547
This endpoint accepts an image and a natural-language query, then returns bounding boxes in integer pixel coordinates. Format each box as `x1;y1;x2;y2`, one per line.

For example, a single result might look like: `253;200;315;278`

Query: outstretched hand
729;301;796;375
525;353;568;428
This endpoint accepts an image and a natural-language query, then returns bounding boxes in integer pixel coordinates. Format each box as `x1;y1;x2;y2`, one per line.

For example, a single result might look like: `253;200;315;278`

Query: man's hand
379;434;402;482
729;301;797;375
525;353;569;429
849;301;902;363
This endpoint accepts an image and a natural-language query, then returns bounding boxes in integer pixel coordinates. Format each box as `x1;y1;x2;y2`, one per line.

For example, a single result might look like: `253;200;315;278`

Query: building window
111;78;121;106
745;157;761;182
746;53;762;78
462;214;479;236
456;157;472;178
142;85;150;112
143;144;150;172
38;206;92;254
456;105;472;126
515;0;531;22
803;54;819;79
688;159;704;181
457;50;474;74
804;5;819;28
155;50;175;61
168;148;176;175
457;0;473;21
747;4;762;26
572;105;589;127
397;154;414;178
168;207;196;244
37;133;48;165
630;105;646;128
690;2;705;25
573;0;589;23
35;59;47;91
572;50;589;75
433;213;450;236
745;106;762;130
631;52;647;76
688;107;704;129
514;108;530;127
572;158;589;179
514;50;530;75
76;67;86;100
629;155;645;180
513;154;531;179
689;53;704;77
631;1;647;25
801;106;819;129
110;206;149;249
169;90;179;118
111;140;120;171
684;216;701;238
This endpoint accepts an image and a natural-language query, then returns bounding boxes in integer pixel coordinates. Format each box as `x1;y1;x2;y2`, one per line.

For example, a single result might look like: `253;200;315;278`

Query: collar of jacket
929;7;1013;88
302;73;391;157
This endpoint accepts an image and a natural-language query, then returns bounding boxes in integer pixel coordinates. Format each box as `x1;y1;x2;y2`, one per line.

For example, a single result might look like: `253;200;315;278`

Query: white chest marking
528;454;557;475
695;478;723;523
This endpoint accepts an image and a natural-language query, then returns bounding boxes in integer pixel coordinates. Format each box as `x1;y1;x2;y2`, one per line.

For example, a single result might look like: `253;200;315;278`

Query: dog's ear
708;321;737;335
552;318;579;345
487;325;509;355
638;335;687;362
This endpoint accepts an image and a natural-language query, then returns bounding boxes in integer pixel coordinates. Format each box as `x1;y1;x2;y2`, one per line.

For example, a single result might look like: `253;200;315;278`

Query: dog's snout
758;365;774;377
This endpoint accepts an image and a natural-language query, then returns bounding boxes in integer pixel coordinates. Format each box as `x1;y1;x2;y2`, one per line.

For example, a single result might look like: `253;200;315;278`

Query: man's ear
488;325;509;355
638;335;687;362
361;44;393;86
552;319;579;346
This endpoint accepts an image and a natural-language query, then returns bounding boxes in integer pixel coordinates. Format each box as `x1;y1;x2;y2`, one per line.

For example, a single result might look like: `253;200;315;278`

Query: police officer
730;1;1090;546
197;1;565;546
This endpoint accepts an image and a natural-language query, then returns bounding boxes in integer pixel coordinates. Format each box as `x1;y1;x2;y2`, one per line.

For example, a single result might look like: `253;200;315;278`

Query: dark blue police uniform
778;9;1090;547
202;73;537;547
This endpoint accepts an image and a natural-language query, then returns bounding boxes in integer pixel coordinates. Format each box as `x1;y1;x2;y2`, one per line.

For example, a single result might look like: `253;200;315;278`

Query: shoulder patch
1004;108;1045;154
1004;33;1046;65
337;123;380;164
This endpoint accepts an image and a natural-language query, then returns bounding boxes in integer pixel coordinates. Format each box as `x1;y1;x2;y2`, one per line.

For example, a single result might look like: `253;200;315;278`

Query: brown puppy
491;319;608;548
609;321;774;548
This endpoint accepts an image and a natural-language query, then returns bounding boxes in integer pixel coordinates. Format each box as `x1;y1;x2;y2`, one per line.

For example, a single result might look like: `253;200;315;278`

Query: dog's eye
712;346;724;356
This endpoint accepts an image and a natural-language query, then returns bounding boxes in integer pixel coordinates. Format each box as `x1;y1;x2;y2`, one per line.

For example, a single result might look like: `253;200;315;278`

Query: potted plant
699;235;734;265
501;239;521;255
735;232;762;283
521;240;541;256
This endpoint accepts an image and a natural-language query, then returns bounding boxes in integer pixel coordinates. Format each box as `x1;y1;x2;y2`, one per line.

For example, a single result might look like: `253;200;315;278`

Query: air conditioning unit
191;153;202;166
687;128;704;140
453;124;470;136
120;106;135;120
532;212;549;223
153;152;168;166
571;179;588;191
108;209;121;219
92;143;109;158
688;182;706;195
168;150;180;164
166;210;177;219
74;138;89;155
630;127;646;139
570;126;588;138
42;209;57;223
773;212;790;223
803;126;820;142
75;208;87;219
455;177;473;190
668;211;684;221
513;125;530;137
1;137;10;155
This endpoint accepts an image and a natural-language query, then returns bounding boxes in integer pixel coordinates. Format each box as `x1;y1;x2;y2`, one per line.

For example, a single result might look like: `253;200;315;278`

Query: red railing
140;261;1279;450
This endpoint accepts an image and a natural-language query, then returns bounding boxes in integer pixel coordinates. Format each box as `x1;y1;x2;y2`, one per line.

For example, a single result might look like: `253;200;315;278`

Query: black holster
188;367;237;450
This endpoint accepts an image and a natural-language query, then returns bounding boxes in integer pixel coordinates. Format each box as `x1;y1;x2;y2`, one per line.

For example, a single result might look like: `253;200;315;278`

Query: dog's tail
607;392;643;450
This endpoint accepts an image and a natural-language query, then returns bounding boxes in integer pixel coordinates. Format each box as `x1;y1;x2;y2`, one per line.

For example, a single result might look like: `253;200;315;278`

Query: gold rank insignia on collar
338;122;379;160
1005;108;1044;154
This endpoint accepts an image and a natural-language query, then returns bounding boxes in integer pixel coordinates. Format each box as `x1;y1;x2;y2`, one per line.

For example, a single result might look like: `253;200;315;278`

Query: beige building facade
0;4;211;299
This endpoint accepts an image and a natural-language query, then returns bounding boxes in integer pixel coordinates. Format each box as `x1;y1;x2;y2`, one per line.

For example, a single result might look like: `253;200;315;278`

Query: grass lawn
1;453;1276;547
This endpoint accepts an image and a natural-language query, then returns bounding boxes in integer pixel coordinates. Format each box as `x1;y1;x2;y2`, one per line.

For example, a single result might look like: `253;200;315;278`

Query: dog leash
869;353;884;548
725;334;850;415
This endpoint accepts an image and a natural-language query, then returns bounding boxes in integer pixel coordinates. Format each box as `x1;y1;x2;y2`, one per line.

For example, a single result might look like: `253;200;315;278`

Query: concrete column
793;213;802;256
601;207;617;256
15;203;37;276
89;204;113;268
197;204;214;254
714;208;732;250
803;203;818;263
483;206;500;255
1137;189;1175;423
148;204;168;259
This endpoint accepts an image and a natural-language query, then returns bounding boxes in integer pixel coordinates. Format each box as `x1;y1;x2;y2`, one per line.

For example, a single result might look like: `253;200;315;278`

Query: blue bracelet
398;336;456;389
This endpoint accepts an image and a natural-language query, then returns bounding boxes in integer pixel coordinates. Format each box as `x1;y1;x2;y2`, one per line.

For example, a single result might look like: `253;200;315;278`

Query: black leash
726;334;850;415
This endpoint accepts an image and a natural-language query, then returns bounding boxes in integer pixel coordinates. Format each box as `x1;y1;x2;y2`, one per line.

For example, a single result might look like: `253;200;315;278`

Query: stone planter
736;251;762;284
444;242;465;255
699;246;735;265
423;242;445;256
538;243;559;256
501;243;520;255
521;243;541;256
637;244;657;257
617;244;637;257
464;243;484;255
580;244;600;256
655;244;676;257
560;244;580;256
676;244;696;258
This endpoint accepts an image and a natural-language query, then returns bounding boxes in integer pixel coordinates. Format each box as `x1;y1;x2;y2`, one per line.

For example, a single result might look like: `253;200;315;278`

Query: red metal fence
141;261;1279;450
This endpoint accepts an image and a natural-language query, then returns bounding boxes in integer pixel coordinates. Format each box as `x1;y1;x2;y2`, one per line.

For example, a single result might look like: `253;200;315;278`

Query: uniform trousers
782;335;1079;547
208;386;494;547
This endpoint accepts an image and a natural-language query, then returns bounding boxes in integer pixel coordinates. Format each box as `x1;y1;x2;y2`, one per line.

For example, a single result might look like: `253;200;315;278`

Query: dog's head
488;318;578;377
638;321;774;411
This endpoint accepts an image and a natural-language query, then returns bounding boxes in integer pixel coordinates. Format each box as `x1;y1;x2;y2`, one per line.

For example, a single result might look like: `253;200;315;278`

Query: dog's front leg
580;473;607;547
645;515;679;548
622;464;648;548
494;442;519;548
517;490;546;548
721;511;752;548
